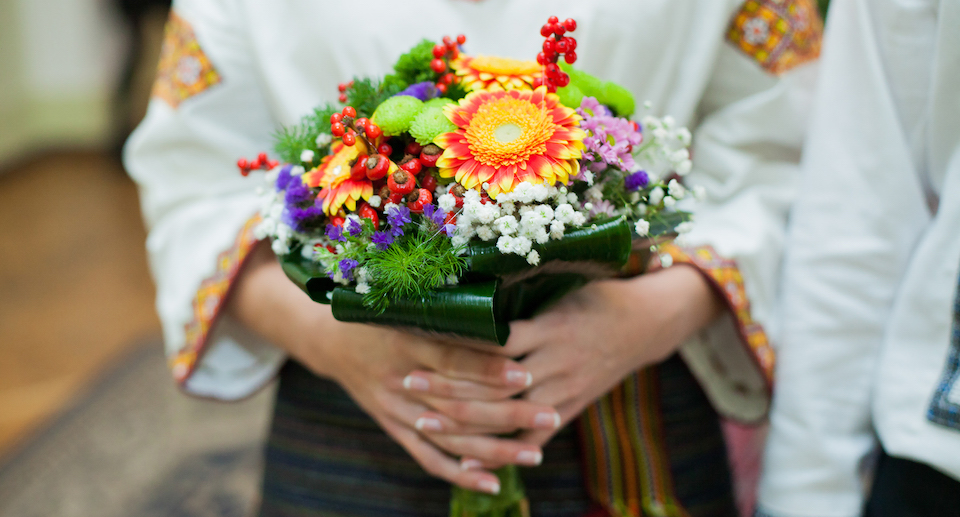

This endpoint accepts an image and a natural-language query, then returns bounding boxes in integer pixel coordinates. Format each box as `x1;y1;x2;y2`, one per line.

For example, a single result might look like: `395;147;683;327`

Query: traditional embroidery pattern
927;266;960;430
152;11;222;108
660;243;775;384
726;0;823;75
171;215;262;384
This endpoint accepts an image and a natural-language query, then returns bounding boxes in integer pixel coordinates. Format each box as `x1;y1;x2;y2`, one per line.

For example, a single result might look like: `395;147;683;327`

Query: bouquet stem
450;466;529;517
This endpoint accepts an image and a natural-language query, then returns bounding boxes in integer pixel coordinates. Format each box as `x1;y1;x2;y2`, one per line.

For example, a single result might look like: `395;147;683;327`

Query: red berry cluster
379;141;446;213
237;152;279;176
330;106;383;148
533;16;578;92
337;80;354;104
431;34;466;94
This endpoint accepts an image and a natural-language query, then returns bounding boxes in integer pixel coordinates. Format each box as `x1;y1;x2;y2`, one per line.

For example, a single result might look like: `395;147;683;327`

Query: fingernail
516;450;543;466
415;417;443;432
403;375;430;391
534;412;561;429
506;370;533;387
477;479;501;495
460;459;483;471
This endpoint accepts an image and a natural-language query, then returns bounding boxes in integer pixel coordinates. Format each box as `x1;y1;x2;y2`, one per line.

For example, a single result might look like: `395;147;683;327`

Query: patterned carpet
0;341;275;517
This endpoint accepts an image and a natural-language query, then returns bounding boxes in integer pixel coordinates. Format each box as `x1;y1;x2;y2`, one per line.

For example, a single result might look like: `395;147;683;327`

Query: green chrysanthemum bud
371;96;425;136
423;97;456;110
556;84;585;110
600;81;636;118
409;106;457;145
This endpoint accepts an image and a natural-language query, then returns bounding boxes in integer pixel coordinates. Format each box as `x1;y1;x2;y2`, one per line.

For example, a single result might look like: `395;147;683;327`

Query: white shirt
759;0;960;515
124;0;816;415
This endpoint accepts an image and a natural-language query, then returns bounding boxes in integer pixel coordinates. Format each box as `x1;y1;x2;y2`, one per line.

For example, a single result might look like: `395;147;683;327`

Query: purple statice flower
423;204;447;227
326;223;347;243
371;231;395;251
576;97;643;173
396;81;440;101
275;164;295;191
624;170;650;192
386;205;413;237
284;176;313;205
338;258;359;281
345;217;363;237
285;204;324;232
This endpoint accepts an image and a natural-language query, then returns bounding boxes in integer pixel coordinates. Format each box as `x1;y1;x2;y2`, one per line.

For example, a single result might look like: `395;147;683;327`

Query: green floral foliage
390;39;439;86
363;231;466;312
345;77;404;119
409;106;458;145
371;96;425;136
274;103;339;164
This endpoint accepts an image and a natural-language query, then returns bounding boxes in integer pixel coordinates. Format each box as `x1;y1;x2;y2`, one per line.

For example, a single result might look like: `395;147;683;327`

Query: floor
0;152;161;457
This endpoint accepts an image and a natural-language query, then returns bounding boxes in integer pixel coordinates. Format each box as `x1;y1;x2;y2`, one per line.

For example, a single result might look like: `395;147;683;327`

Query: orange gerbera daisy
452;55;542;92
303;141;374;216
435;86;585;198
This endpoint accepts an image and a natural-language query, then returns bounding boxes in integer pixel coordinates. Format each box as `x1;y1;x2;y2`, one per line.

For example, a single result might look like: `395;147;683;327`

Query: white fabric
124;0;814;403
758;0;960;515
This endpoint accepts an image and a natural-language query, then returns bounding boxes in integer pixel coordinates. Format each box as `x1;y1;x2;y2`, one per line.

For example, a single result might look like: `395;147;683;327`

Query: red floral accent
171;215;262;384
660;243;775;384
726;0;823;75
152;11;222;108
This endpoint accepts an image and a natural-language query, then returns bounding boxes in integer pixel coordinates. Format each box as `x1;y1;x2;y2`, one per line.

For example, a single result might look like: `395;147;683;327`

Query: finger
406;341;532;388
501;319;546;357
426;433;544;468
402;370;526;401
422;397;562;431
381;417;503;495
413;411;519;436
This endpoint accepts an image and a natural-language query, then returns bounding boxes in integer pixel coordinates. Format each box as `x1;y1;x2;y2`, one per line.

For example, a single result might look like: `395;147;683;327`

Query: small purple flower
285;204;324;232
386;205;412;228
423;204;446;227
346;217;363;237
625;170;650;191
338;258;359;281
326;224;347;243
444;223;457;237
396;81;440;101
275;164;295;191
371;231;395;251
284;176;313;205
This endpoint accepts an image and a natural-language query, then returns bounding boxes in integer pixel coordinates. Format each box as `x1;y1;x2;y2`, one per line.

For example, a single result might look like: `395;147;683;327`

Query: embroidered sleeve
660;242;775;391
152;11;223;108
170;215;263;384
726;0;823;75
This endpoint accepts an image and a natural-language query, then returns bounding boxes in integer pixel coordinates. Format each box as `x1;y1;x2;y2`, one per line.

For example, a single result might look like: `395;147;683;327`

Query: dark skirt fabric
865;452;960;517
258;355;735;517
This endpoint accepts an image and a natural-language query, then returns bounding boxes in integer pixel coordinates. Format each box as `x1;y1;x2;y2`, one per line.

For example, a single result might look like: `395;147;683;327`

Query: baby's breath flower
526;250;541;266
300;149;315;163
634;219;650;236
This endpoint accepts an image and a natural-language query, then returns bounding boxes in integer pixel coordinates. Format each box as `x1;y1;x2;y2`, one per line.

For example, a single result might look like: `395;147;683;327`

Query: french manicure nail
403;375;430;391
506;370;533;387
477;479;501;495
516;450;543;466
460;459;483;471
534;412;561;429
415;417;443;432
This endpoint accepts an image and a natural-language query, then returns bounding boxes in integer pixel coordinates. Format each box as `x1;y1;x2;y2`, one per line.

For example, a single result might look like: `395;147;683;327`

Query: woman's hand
433;265;722;468
226;243;560;493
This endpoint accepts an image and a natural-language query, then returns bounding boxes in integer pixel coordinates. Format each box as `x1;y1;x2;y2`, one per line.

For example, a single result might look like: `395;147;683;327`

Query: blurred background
0;1;272;516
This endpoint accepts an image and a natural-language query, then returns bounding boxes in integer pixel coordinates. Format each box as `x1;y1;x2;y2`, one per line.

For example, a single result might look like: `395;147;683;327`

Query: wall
0;0;126;166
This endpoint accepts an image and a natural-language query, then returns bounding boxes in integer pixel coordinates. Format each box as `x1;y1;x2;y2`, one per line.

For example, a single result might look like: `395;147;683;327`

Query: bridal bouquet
244;16;695;517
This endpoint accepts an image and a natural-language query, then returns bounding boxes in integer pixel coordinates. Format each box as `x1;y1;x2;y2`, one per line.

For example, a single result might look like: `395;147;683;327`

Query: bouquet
243;15;696;517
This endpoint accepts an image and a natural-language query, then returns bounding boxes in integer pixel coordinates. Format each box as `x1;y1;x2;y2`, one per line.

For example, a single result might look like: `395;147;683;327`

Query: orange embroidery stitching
727;0;823;75
661;243;775;383
152;11;222;108
171;215;262;384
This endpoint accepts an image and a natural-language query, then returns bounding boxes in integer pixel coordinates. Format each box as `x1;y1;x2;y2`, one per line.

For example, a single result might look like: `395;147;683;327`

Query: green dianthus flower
371;96;424;136
409;106;457;145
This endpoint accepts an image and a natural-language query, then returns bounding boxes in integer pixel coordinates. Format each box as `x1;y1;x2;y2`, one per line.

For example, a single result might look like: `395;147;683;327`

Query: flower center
464;96;556;167
469;55;540;77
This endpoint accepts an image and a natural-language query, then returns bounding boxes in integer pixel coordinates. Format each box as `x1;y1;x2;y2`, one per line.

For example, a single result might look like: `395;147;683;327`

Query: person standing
758;0;960;515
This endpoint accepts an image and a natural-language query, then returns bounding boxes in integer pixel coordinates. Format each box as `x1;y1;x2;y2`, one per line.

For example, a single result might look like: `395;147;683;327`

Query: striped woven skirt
257;355;737;517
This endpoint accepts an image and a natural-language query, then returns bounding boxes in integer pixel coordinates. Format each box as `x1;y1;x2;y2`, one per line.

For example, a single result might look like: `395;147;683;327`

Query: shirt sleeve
756;0;932;515
670;10;820;423
123;0;286;401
